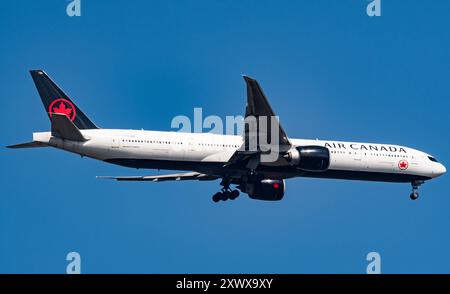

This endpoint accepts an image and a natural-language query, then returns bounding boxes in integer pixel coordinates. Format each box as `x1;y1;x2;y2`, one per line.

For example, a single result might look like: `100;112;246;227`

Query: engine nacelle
242;179;285;201
284;145;330;172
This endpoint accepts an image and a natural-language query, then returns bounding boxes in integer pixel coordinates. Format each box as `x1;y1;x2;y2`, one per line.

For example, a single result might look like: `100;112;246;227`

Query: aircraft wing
97;172;219;182
226;76;292;169
242;76;291;148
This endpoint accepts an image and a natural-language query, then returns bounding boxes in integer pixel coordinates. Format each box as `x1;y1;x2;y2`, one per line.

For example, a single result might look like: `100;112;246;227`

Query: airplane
7;70;446;202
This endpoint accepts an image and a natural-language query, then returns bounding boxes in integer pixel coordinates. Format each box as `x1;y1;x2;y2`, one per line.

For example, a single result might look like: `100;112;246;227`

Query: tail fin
29;70;98;129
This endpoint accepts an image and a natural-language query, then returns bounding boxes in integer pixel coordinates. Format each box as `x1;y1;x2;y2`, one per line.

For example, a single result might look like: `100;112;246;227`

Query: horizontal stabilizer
97;172;218;182
51;113;87;141
6;141;48;149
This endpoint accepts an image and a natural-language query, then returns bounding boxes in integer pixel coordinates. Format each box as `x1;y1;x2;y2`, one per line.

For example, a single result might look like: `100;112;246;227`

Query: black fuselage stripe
104;158;430;183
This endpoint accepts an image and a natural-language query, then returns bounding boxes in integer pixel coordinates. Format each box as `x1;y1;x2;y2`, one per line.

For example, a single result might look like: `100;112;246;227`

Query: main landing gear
212;179;240;202
212;188;240;202
410;180;424;200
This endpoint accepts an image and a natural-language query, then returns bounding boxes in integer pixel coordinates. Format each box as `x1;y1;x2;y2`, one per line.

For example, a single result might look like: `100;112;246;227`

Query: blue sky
1;0;449;273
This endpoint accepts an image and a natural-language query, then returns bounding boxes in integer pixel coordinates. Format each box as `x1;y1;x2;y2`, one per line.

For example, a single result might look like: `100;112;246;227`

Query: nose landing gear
410;191;419;200
410;180;424;200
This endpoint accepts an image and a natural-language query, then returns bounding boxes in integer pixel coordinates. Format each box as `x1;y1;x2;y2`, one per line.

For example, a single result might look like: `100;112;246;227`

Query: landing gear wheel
409;180;424;201
410;192;419;200
229;190;240;200
212;192;222;203
213;179;240;203
220;192;229;201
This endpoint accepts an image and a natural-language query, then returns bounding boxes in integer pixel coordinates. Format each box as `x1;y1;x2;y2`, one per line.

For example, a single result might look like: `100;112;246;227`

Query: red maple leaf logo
399;160;408;170
48;98;76;121
53;102;72;117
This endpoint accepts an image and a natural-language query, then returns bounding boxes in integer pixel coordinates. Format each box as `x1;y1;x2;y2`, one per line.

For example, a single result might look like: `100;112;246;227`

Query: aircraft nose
435;163;446;177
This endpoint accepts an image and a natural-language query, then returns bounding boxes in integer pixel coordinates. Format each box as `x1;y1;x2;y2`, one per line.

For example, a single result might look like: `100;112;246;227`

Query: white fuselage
31;129;446;182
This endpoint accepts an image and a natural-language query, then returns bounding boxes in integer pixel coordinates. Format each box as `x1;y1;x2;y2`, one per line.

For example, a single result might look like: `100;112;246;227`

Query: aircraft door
112;138;121;149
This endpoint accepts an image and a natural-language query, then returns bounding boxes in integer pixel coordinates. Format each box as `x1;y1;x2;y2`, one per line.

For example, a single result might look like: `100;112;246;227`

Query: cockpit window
428;156;439;163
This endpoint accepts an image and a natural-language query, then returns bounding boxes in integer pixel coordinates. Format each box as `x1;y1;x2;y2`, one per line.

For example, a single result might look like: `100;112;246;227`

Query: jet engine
284;145;330;172
240;179;285;201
